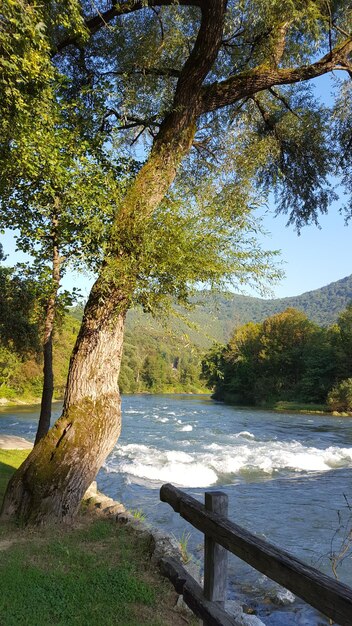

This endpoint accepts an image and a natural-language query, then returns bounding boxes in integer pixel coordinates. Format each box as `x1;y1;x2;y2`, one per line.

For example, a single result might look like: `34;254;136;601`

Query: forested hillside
125;274;352;347
218;274;352;329
0;316;80;402
1;274;351;401
0;310;208;401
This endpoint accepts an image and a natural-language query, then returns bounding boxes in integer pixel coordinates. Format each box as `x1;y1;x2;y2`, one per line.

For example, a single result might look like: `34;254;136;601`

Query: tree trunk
1;278;127;524
35;333;54;444
0;120;196;525
35;228;61;445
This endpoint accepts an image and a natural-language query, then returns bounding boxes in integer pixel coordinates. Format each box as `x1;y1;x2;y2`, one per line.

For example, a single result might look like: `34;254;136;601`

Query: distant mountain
126;274;352;347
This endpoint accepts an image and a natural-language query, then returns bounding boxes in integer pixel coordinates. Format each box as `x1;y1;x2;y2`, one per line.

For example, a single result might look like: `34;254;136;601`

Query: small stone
174;594;193;616
243;605;257;615
83;481;98;499
116;512;131;524
149;530;181;564
184;559;202;585
226;600;266;626
100;497;115;507
270;588;295;606
103;504;125;516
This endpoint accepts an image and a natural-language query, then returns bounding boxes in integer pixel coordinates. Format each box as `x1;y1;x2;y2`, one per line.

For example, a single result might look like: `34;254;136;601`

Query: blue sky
2;201;350;301
253;201;351;298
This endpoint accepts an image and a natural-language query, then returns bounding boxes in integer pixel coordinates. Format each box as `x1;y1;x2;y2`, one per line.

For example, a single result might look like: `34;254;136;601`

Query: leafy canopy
0;0;87;179
58;0;352;225
1;0;351;312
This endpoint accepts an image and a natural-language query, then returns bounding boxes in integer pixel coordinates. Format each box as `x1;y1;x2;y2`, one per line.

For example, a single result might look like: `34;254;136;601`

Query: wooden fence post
203;491;228;624
160;483;352;626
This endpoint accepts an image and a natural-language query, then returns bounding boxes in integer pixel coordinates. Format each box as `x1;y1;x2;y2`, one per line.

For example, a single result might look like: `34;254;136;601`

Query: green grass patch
273;401;328;414
0;449;29;504
0;520;160;626
0;515;196;626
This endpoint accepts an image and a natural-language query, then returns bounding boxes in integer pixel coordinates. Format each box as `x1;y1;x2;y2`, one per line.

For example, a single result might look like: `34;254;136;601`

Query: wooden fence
160;483;352;626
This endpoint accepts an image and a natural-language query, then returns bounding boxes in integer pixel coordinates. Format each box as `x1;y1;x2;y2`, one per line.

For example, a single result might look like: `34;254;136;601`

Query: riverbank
0;392;211;409
273;401;352;417
0;447;198;626
2;394;350;418
0;396;59;408
213;396;352;417
0;435;33;449
0;437;266;626
2;396;351;625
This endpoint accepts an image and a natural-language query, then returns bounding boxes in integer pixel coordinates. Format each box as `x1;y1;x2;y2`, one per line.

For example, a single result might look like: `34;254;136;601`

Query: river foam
105;444;217;487
104;438;352;488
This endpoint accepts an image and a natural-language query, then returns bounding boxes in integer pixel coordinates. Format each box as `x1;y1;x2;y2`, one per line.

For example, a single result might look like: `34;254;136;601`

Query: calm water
2;394;352;625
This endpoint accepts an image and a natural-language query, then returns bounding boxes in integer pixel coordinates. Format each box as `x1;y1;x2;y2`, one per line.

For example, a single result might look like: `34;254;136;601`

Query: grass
177;530;192;564
273;401;328;414
130;508;146;521
0;450;197;626
0;450;29;503
0;520;158;626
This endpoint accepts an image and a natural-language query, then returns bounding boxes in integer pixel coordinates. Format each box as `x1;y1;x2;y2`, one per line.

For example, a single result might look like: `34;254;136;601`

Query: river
1;394;352;625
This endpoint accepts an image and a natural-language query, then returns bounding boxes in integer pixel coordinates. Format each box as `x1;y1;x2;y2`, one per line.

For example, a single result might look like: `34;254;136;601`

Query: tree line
0;248;79;401
202;305;352;412
0;261;206;400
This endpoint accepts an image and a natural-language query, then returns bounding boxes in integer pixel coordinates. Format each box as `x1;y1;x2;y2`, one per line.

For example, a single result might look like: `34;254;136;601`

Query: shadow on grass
0;451;29;505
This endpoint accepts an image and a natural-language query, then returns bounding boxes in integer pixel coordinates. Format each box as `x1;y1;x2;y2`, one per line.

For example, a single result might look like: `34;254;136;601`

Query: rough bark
199;37;352;114
35;220;61;445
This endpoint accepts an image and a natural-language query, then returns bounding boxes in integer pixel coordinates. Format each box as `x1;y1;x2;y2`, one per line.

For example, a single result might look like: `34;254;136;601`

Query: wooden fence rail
160;482;352;626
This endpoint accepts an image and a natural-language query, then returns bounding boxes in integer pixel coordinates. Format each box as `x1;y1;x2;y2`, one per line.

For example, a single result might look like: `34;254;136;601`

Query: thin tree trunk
1;120;196;525
35;334;54;443
35;227;61;445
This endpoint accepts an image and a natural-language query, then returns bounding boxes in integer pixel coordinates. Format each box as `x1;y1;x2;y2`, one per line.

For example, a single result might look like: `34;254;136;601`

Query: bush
0;345;20;388
327;379;352;413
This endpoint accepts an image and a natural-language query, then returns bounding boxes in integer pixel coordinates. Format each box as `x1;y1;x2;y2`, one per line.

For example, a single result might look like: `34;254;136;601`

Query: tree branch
172;0;227;112
199;37;352;114
151;6;165;44
100;110;160;132
332;22;351;39
152;0;227;149
268;87;300;118
99;67;180;79
56;0;202;52
270;21;291;67
252;95;280;141
192;139;219;161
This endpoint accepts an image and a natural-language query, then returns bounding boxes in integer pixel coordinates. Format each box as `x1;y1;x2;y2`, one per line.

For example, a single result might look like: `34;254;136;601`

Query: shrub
327;379;352;412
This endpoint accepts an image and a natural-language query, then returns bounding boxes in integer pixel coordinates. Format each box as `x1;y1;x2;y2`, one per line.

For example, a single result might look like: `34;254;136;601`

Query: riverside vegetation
1;265;352;412
0;306;209;402
202;304;352;412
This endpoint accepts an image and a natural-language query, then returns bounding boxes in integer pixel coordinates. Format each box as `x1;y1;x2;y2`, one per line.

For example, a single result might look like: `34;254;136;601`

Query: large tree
1;0;351;524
